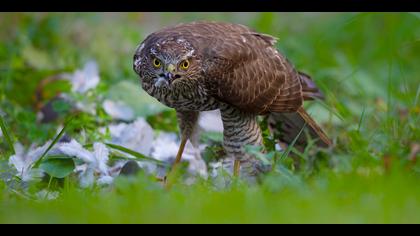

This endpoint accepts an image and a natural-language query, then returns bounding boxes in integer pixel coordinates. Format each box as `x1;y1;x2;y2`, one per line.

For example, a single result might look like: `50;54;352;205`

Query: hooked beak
155;64;176;88
164;64;176;80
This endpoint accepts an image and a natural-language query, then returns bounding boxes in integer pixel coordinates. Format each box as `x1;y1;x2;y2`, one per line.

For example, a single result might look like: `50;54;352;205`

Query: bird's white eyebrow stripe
185;49;195;58
136;43;145;53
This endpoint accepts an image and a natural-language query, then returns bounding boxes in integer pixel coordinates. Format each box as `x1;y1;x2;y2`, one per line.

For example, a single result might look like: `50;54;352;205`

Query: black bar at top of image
1;0;419;12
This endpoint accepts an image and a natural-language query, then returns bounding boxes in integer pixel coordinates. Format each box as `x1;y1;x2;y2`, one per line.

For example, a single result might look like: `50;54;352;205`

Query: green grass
0;12;420;223
1;170;420;223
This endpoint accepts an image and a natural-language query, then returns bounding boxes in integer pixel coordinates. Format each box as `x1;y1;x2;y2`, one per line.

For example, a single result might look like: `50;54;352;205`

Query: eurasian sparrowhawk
133;21;331;178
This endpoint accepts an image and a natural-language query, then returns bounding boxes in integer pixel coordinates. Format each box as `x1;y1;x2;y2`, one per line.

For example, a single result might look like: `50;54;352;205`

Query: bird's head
133;37;200;89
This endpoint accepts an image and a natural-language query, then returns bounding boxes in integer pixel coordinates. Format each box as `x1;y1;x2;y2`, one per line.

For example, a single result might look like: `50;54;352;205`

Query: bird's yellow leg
165;110;199;188
164;134;188;188
233;159;240;177
174;134;188;166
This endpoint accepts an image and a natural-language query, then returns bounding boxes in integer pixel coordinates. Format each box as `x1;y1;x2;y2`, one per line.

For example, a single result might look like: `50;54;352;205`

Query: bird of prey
133;21;331;178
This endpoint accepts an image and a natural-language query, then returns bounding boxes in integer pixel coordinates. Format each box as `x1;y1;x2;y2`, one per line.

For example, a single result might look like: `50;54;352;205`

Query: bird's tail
268;108;332;148
297;107;331;147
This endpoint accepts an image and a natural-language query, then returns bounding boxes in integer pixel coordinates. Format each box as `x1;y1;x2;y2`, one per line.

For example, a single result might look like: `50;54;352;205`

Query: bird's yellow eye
153;58;161;68
180;60;189;70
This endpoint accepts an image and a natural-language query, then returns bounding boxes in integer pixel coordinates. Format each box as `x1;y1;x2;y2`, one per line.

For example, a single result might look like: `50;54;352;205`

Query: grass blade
278;123;307;162
105;143;167;166
357;106;366;133
414;84;420;107
33;115;75;168
0;115;15;154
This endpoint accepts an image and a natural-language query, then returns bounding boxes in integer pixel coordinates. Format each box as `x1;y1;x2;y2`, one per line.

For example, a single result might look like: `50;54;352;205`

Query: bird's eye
153;58;161;68
180;60;189;70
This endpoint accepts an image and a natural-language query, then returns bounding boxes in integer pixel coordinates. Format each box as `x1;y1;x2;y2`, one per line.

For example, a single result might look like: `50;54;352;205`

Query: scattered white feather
97;175;114;186
55;140;112;188
7;138;119;187
151;132;208;177
103;99;134;121
93;143;110;175
8;141;51;182
108;118;154;157
63;60;100;94
56;140;94;163
100;118;157;175
151;133;179;161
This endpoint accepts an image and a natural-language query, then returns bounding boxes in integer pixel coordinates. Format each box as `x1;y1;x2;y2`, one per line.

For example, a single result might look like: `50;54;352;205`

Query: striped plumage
133;21;331;178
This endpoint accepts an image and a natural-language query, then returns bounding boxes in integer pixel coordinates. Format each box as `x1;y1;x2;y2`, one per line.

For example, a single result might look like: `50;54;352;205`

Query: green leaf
40;156;75;179
0;115;15;154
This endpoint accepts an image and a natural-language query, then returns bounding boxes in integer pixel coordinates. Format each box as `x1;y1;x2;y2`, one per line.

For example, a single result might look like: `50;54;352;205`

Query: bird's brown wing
172;22;304;114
